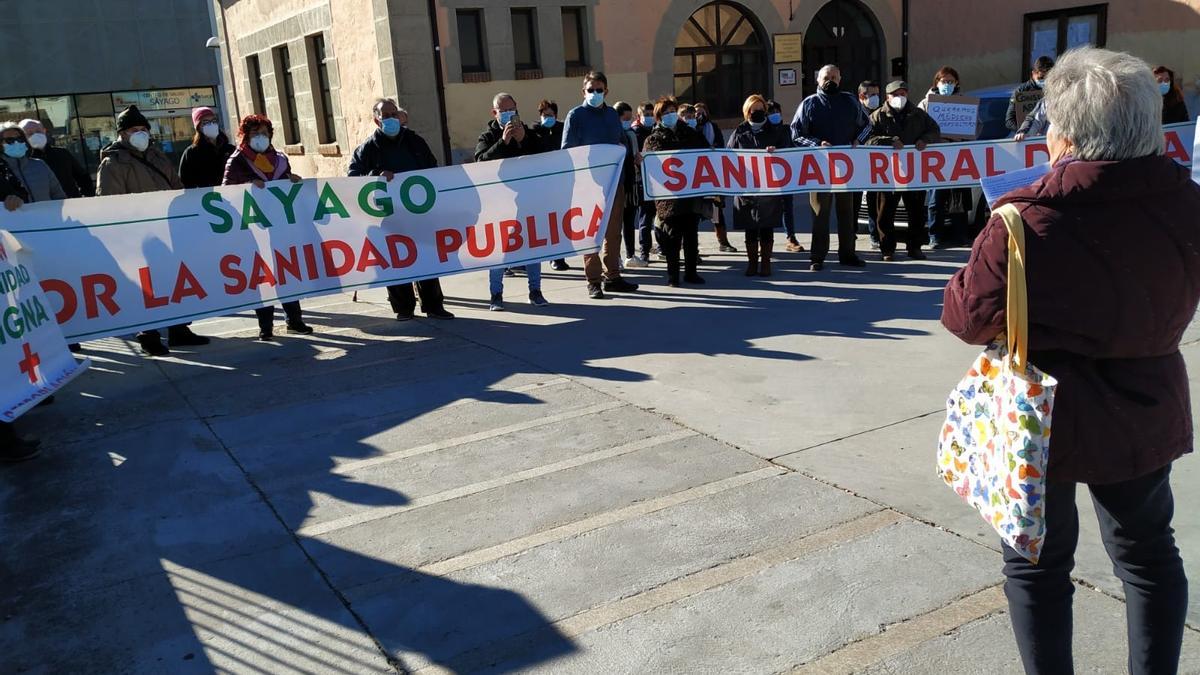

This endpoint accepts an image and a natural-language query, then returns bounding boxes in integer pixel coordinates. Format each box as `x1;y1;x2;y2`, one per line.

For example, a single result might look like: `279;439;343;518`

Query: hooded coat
96;142;183;195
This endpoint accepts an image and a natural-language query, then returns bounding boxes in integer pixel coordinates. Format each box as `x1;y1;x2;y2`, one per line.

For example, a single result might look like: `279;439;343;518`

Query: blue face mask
685;118;698;128
642;115;654;126
585;91;605;107
541;115;556;128
768;112;783;125
1159;81;1171;96
1033;78;1045;88
621;120;633;131
498;110;517;126
937;82;956;96
380;117;402;137
3;140;28;159
660;112;678;129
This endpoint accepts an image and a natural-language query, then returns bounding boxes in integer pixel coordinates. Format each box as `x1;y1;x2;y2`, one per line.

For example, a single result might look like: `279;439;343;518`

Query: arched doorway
673;1;769;120
802;1;884;96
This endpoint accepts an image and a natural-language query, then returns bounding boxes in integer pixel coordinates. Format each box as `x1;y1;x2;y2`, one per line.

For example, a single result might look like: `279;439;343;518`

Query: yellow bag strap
993;204;1029;369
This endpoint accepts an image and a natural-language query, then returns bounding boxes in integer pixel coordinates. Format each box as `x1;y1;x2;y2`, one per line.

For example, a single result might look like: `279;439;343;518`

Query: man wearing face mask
96;105;208;355
475;92;542;161
0;123;66;203
766;100;804;254
560;71;638;299
349;98;455;321
18;119;90;198
851;82;882;246
1006;56;1054;131
865;81;942;262
791;64;869;271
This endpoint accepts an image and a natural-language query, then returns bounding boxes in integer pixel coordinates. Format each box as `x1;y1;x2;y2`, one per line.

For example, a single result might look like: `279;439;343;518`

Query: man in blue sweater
561;71;638;299
791;64;869;271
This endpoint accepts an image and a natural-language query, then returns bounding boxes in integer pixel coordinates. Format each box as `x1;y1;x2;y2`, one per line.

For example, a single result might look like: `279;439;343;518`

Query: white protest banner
1193;117;1200;185
642;122;1195;200
925;94;980;140
3;145;624;342
0;232;89;420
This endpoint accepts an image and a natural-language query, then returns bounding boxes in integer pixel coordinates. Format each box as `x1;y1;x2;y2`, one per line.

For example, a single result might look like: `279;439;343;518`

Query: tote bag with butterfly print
936;204;1057;564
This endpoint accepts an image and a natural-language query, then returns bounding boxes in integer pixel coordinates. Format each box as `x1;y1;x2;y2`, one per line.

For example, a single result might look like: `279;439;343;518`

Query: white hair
818;64;840;83
1044;47;1164;161
492;92;515;109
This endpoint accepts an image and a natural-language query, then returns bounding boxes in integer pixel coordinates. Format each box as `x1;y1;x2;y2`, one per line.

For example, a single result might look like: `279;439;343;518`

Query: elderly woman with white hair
943;47;1200;674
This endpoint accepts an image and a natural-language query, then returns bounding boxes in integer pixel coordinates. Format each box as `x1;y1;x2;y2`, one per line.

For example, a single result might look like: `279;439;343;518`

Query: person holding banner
222;114;314;341
560;71;639;299
919;67;973;249
865;81;941;261
1006;56;1054;132
348;98;456;321
766;100;804;255
532;100;570;272
0;123;66;203
728;95;790;277
791;64;869;271
179;107;236;189
643;97;708;287
943;47;1200;675
852;82;882;248
97;105;211;356
631;101;659;266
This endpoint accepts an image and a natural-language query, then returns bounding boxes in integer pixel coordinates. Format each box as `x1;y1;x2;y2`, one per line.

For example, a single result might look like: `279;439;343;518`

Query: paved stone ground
3;232;1200;674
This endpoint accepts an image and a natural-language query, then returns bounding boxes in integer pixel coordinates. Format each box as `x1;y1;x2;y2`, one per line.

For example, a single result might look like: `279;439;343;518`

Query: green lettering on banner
314;182;350;220
241;191;273;230
202;192;234;233
3;305;23;340
358;181;394;218
268;183;304;224
399;175;436;214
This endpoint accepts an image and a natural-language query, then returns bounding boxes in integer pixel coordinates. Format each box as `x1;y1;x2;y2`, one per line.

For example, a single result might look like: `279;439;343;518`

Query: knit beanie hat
116;105;150;132
191;106;215;128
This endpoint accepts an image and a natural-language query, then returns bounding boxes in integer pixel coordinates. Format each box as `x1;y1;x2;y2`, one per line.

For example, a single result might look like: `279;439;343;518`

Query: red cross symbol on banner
18;343;40;384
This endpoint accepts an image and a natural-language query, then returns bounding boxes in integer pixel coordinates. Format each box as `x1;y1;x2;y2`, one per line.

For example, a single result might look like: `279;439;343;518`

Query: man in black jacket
474;93;542;161
1005;56;1054;131
533;100;569;271
18;119;91;198
348;98;454;321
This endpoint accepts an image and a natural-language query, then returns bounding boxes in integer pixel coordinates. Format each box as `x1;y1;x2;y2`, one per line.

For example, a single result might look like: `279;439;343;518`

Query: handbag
937;203;1057;563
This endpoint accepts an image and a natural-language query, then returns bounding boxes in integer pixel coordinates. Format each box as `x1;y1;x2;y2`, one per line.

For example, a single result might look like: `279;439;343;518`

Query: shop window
1023;4;1107;76
273;45;302;145
306;34;337;144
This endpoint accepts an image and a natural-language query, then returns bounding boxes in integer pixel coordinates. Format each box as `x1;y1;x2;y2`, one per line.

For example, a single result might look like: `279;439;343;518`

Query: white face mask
888;95;908;110
201;122;220;140
248;134;271;153
129;130;151;151
27;132;47;150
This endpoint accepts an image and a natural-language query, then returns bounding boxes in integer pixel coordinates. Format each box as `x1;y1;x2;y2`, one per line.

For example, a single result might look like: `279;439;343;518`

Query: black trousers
255;301;302;332
656;215;699;279
1002;465;1187;675
623;197;639;259
809;192;857;264
387;279;445;316
876;190;928;256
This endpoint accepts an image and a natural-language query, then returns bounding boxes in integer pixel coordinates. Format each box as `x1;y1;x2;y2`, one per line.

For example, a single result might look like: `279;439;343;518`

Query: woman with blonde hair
726;94;791;276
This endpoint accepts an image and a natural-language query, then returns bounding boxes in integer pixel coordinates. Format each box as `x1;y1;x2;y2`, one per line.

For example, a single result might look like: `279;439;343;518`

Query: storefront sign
112;88;216;111
773;33;803;63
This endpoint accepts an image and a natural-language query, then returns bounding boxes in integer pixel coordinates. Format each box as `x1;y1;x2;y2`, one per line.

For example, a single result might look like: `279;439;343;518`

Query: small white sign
926;95;980;140
778;69;797;86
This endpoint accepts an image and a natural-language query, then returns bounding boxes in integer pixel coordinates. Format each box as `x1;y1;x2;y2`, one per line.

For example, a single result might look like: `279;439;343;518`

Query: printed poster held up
925;95;980;140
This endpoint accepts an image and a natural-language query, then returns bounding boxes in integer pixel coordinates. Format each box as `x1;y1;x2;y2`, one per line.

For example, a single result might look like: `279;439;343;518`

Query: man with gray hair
475;92;541;160
791;64;869;271
348;98;455;320
18;119;91;198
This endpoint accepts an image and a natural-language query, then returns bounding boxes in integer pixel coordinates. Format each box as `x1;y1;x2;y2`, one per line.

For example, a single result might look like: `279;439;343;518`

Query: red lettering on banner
302;244;320;279
248;253;277;289
985;147;1002;177
721;156;747;189
171;263;207;303
321;240;355;277
40;279;77;324
385;235;417;268
547;212;561;245
138;267;169;308
765;156;792;188
586;205;604;238
356;239;389;272
526;215;548;247
797;154;826;186
1164;131;1190;163
829;152;852;185
892;153;915;186
1024;143;1049;167
275;247;302;285
563;207;585;241
948;149;980;181
82;274;118;319
435;229;463;263
500;219;524;253
921;150;947;183
749;155;762;188
693;156;720;189
466;224;496;257
220;255;247;294
869;153;890;185
662;158;686;191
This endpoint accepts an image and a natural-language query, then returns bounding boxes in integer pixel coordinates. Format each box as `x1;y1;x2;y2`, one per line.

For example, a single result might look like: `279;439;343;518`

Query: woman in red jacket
943;47;1200;674
222;114;313;341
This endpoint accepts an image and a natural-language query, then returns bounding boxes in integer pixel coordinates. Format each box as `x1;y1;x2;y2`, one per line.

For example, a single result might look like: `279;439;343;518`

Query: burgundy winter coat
942;154;1200;484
